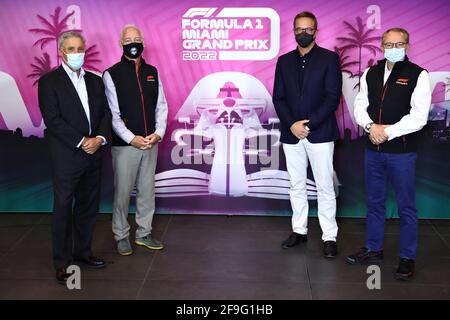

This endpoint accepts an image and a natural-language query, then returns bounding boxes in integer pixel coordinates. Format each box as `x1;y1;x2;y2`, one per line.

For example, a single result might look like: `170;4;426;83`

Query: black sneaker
323;241;338;258
281;232;307;249
346;247;383;265
394;258;415;281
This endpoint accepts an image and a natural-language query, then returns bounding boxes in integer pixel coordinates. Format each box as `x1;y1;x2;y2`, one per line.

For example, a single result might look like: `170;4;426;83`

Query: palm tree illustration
29;7;81;65
28;6;103;77
336;16;382;90
27;53;54;86
334;46;357;132
83;45;102;73
337;17;382;136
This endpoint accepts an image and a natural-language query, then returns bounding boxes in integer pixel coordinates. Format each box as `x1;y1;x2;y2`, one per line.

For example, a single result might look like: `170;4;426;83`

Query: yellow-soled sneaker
135;235;164;250
117;238;133;256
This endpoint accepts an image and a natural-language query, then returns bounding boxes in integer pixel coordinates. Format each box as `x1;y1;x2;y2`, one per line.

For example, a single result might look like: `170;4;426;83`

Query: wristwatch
365;122;374;133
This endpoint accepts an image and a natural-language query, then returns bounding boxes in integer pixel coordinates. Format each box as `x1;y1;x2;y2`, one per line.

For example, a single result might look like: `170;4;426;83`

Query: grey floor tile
161;228;296;254
442;235;450;248
147;252;308;283
138;280;312;300
0;214;449;300
430;220;450;236
11;225;52;252
0;213;45;227
0;251;55;280
0;278;142;300
0;226;31;251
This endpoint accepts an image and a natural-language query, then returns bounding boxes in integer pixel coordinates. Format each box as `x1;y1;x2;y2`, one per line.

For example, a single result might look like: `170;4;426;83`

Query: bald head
120;24;144;44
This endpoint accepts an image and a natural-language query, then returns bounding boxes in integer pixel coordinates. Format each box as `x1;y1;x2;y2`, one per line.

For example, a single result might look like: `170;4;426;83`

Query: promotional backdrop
0;0;449;218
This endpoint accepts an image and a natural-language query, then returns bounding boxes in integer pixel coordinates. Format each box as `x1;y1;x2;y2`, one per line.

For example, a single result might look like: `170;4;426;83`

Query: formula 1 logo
181;7;280;61
183;8;217;18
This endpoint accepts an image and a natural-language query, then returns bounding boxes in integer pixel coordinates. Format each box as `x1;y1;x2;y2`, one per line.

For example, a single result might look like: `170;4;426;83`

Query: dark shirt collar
297;43;317;59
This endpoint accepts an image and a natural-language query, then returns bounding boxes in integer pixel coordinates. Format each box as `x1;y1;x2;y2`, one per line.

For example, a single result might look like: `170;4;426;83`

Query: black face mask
295;33;314;48
123;42;144;58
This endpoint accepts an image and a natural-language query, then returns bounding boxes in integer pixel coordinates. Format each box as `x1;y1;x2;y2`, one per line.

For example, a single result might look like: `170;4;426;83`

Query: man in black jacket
273;11;342;258
38;31;111;284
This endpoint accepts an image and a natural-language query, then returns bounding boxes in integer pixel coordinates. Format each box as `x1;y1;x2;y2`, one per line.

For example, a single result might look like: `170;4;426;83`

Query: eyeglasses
122;37;143;45
383;42;408;49
294;27;316;35
63;47;85;54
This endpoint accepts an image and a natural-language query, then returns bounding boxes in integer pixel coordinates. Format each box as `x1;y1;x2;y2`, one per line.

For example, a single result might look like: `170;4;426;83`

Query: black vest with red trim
366;57;424;153
106;56;158;146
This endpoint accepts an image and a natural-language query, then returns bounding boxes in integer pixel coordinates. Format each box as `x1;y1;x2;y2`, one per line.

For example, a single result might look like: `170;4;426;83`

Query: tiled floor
0;213;449;300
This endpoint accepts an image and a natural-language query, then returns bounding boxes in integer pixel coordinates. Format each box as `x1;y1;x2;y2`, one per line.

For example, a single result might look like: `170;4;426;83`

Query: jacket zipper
377;84;389;152
135;65;148;137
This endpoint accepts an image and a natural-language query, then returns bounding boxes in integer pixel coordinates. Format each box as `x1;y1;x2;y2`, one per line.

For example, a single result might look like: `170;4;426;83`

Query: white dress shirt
102;70;168;145
354;61;432;141
61;63;106;147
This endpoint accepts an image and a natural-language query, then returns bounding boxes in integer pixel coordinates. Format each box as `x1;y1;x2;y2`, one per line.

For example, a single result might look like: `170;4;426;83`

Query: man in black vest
103;24;168;256
346;28;431;280
38;31;111;284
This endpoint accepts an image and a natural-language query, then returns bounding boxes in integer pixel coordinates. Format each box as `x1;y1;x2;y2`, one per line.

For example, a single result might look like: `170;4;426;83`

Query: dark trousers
365;148;418;260
51;152;102;269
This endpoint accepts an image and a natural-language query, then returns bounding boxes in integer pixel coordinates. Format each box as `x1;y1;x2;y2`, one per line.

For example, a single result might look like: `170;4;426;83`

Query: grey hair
58;31;85;49
120;24;144;40
382;27;410;45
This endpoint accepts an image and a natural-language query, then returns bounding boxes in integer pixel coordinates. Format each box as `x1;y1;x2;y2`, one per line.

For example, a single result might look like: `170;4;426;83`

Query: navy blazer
273;45;342;144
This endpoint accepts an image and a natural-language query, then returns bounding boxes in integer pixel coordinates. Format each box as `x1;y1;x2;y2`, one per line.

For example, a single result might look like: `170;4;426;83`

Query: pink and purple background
0;0;449;217
1;0;449;138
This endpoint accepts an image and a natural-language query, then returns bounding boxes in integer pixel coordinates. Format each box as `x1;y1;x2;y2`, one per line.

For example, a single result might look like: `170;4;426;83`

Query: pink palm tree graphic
337;16;382;89
27;53;54;86
29;6;81;65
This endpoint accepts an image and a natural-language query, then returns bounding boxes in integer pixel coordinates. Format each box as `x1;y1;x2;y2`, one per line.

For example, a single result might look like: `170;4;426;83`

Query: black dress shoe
281;232;307;249
323;241;338;258
75;256;106;269
346;247;384;265
56;267;69;284
394;258;415;281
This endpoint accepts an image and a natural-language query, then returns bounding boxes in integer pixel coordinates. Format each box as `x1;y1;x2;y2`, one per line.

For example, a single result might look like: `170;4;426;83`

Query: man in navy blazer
273;11;342;258
38;31;111;284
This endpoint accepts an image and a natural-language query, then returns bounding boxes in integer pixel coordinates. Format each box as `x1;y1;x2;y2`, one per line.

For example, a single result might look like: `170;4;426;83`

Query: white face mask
384;48;405;64
65;52;85;70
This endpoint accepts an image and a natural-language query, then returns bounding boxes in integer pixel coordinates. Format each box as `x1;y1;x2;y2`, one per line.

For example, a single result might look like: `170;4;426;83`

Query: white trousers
283;139;338;242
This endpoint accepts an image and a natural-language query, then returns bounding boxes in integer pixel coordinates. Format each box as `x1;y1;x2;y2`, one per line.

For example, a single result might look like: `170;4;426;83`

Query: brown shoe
56;267;69;285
